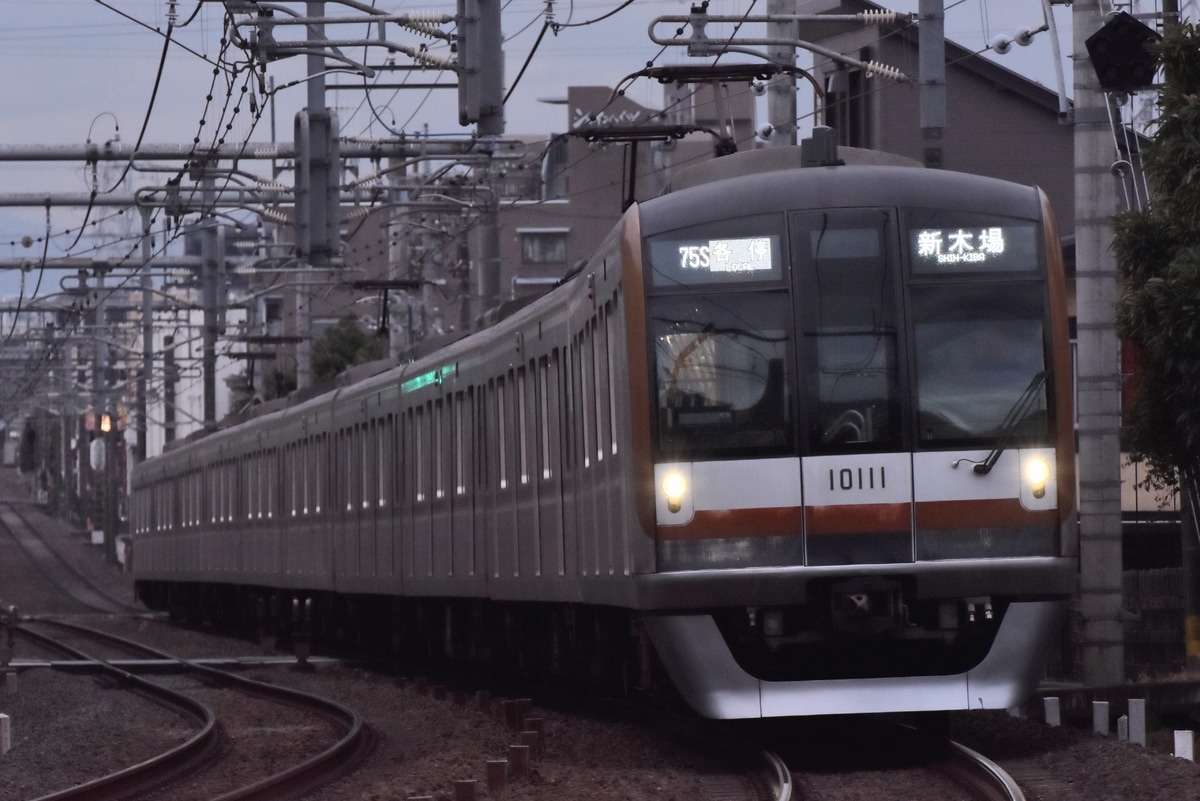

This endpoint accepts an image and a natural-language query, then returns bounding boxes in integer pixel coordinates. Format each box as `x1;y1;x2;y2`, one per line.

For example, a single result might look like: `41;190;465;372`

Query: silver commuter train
131;149;1076;719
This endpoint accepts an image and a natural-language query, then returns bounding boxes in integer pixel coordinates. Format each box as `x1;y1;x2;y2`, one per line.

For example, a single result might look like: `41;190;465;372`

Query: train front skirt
642;600;1068;718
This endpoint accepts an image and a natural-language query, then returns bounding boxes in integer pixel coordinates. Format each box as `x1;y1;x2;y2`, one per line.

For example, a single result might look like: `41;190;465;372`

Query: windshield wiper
959;371;1048;475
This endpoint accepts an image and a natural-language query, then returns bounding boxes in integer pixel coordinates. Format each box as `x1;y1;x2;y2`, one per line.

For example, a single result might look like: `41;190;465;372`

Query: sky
0;0;1104;298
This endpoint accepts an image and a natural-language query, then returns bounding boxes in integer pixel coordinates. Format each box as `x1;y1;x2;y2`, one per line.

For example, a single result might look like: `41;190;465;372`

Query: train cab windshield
646;216;793;458
644;208;1051;460
906;214;1048;446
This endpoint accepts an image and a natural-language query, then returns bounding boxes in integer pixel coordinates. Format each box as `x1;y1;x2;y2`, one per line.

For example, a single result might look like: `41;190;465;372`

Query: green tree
1113;22;1200;512
311;315;385;384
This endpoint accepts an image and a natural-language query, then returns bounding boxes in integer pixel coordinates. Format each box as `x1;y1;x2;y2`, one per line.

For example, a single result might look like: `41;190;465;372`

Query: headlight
662;471;687;513
1025;456;1050;499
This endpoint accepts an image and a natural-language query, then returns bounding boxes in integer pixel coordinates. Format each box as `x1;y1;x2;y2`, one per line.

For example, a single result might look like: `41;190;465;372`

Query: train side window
477;382;491;492
415;407;426;502
369;419;379;509
338;428;347;512
363;421;374;510
380;415;390;508
454;393;466;496
259;451;267;519
564;345;577;471
595;310;610;463
314;434;323;515
517;366;530;485
301;438;310;516
606;299;620;457
497;376;509;489
435;399;446;500
351;426;361;512
539;356;552;480
581;326;595;468
248;453;256;521
252;453;259;522
268;449;276;519
297;442;305;517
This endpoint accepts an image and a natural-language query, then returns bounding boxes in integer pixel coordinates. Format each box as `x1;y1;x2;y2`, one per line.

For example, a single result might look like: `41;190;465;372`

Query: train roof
641;152;1045;238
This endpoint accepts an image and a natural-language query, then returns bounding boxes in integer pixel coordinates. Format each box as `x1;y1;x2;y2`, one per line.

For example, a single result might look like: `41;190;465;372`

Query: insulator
409;48;455;69
864;61;907;82
403;21;443;38
858;11;902;25
401;13;452;39
351;174;384;189
259;208;289;224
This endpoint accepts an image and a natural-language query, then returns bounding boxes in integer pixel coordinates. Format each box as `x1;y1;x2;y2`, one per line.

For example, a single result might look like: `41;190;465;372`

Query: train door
513;363;540;579
791;209;914;566
361;416;380;582
450;390;478;581
376;413;395;583
431;396;453;579
413;403;434;581
536;352;566;580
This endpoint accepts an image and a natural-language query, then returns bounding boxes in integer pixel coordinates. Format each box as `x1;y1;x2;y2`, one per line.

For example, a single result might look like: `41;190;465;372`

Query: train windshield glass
650;292;793;457
646;214;784;287
793;210;902;454
911;281;1048;444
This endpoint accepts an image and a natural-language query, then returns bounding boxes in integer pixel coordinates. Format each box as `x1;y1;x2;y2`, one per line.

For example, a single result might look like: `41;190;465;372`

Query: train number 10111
829;466;887;492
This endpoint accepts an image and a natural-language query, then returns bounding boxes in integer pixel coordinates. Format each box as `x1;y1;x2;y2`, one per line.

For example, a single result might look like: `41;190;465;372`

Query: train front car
629;163;1075;719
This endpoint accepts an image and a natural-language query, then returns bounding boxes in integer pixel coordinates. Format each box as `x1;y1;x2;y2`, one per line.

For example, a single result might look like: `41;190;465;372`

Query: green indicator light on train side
401;363;456;393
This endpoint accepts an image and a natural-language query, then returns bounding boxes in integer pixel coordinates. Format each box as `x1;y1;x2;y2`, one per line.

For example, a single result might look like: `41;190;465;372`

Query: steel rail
22;618;371;801
17;624;221;801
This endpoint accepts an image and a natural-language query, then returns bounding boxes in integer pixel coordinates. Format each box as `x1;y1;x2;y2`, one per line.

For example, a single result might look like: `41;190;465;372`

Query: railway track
14;619;371;801
763;716;1024;801
0;502;141;616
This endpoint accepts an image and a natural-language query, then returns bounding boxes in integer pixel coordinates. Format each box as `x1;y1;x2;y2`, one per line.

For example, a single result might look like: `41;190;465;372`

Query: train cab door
791;209;915;566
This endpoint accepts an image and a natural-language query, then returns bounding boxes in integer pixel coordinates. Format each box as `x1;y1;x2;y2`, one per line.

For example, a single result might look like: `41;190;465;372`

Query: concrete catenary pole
918;0;946;150
138;207;153;463
1074;0;1126;685
295;0;335;390
767;0;799;146
201;172;219;427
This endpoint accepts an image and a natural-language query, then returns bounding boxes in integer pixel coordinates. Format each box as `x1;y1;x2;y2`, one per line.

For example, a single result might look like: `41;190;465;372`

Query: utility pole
138;207;153;462
200;169;220;427
766;0;799;146
457;0;505;315
918;0;946;164
1074;0;1126;686
295;0;341;389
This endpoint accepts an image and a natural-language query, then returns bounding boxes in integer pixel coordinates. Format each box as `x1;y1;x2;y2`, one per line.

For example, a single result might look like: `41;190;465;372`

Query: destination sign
679;237;773;273
650;233;782;286
909;223;1038;273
